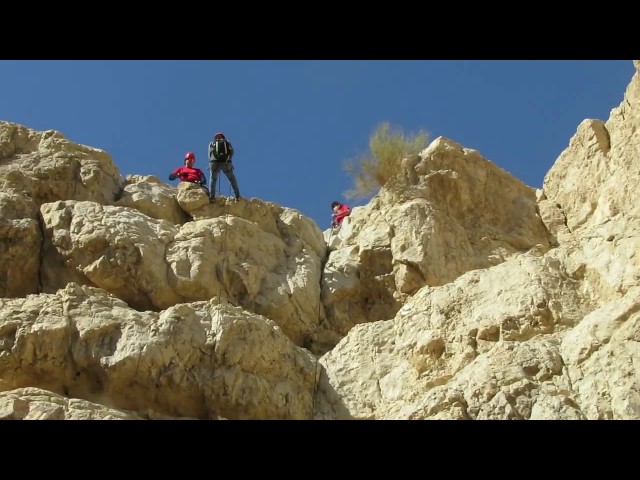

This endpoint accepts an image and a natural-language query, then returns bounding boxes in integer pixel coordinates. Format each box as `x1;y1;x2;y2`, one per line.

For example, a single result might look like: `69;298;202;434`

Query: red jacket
332;204;351;227
170;166;206;185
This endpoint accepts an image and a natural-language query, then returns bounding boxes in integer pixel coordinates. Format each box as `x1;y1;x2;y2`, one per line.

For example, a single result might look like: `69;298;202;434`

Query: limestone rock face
317;137;551;350
0;284;316;420
115;174;189;225
0;387;144;420
0;190;41;297
1;61;639;420
0;121;123;207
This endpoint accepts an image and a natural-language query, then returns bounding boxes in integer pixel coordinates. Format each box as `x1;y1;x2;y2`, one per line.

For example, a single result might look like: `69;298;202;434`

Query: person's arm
169;167;181;181
228;142;234;162
334;205;351;224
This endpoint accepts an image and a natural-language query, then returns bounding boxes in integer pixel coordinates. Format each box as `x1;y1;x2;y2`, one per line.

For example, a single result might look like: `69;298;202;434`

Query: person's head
331;201;341;211
184;151;195;166
214;132;226;140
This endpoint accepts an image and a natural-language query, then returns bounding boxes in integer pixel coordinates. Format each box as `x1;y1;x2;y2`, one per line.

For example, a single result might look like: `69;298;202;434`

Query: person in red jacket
169;152;207;189
331;201;351;229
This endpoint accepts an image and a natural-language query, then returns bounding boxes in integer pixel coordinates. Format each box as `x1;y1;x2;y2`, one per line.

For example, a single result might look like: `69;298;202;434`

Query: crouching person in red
331;201;351;230
169;152;208;192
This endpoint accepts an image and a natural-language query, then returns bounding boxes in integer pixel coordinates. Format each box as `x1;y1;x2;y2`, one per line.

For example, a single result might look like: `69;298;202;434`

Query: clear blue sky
1;60;635;230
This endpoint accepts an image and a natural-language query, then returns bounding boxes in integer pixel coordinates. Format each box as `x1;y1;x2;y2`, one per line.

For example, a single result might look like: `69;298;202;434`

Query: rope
209;170;232;420
216;173;232;303
309;225;335;419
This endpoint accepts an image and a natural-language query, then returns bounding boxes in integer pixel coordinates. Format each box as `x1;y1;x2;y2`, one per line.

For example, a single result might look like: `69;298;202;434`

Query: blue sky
1;60;635;230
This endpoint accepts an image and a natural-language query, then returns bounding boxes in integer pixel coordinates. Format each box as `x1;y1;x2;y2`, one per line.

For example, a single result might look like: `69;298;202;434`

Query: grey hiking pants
209;161;240;198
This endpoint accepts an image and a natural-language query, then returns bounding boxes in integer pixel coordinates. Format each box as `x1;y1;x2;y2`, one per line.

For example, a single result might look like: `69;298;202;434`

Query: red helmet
184;152;195;162
214;132;225;140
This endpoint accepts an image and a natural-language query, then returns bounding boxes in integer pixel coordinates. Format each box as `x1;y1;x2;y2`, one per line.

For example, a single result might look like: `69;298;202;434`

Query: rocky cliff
0;61;638;420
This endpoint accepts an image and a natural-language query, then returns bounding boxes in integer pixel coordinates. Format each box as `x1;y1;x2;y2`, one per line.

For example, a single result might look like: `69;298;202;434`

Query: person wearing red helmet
169;152;208;190
208;132;241;200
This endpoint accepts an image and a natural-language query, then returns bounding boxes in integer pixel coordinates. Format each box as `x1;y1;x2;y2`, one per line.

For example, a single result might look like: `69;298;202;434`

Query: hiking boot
234;195;241;201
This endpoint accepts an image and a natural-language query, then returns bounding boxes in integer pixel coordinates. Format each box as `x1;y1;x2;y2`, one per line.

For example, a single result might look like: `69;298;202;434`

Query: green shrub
343;122;429;200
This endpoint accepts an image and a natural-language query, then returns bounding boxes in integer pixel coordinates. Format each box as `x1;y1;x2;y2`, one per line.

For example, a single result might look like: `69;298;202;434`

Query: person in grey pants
208;132;241;200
